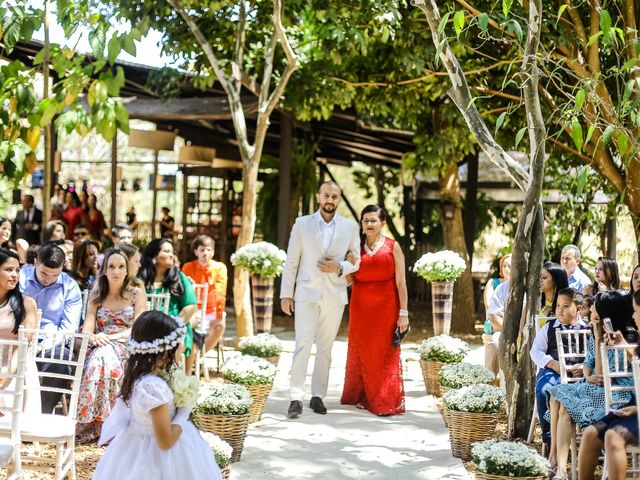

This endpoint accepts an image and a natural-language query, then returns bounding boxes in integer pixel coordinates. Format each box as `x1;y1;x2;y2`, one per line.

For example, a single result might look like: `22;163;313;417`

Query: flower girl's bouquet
160;366;200;408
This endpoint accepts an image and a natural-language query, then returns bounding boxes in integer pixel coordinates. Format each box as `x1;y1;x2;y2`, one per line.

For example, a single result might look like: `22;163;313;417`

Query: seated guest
0;217;14;250
547;291;636;480
19;243;82;413
139;239;197;359
0;248;41;414
540;262;569;318
631;264;640;294
485;278;510;375
181;235;228;374
560;244;591;293
584;256;620;297
118;242;143;288
42;220;67;243
76;248;146;443
72;224;91;246
530;287;588;451
71;239;100;291
578;290;640;480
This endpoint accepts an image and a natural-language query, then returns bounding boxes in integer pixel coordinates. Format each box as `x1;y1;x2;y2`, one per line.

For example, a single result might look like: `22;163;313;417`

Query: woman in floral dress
76;248;147;442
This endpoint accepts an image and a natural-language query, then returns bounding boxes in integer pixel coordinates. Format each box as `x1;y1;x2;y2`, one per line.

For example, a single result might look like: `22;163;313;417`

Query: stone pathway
228;336;476;480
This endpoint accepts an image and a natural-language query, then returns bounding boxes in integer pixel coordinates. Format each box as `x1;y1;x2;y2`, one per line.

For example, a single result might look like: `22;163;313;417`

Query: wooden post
111;133;118;226
151;150;159;237
463;153;479;262
606;217;617;258
277;115;293;249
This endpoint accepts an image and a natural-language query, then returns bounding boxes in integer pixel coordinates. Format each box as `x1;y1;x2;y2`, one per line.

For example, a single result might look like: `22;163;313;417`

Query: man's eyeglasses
118;235;133;241
74;231;89;237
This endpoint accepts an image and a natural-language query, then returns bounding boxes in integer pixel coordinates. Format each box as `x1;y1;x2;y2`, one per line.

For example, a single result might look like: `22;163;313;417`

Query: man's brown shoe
309;396;327;414
287;400;302;418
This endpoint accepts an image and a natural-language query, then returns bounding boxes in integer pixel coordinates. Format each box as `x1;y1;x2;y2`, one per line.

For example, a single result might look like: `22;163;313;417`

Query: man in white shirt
561;244;591;293
484;279;510;374
280;182;360;418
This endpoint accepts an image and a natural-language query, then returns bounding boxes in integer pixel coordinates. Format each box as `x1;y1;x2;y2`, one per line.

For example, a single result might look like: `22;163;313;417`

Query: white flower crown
128;324;187;355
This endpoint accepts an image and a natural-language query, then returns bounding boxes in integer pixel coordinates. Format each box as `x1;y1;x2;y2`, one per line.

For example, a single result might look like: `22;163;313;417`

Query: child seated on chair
181;235;227;374
530;287;588;450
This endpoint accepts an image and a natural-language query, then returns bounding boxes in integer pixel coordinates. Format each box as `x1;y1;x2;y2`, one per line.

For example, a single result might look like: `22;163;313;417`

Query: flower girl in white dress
93;311;222;480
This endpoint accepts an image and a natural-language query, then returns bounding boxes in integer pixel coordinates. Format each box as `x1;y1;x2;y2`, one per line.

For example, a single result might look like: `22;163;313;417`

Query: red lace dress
341;237;405;415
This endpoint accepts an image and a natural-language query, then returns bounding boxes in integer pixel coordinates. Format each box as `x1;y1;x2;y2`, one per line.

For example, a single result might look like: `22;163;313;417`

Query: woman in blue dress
578;289;640;480
547;291;636;480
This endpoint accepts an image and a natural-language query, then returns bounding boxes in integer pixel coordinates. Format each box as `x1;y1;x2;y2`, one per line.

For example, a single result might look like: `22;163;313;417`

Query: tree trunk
499;0;547;439
439;164;476;334
233;159;260;338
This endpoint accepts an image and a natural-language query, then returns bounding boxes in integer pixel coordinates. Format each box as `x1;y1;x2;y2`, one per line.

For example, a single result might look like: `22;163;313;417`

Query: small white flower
443;384;505;413
231;242;287;278
194;382;253;416
238;333;283;357
200;431;233;469
439;363;495;388
220;355;277;385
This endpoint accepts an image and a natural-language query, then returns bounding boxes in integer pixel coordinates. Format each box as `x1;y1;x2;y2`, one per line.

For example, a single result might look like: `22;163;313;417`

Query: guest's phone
602;317;616;339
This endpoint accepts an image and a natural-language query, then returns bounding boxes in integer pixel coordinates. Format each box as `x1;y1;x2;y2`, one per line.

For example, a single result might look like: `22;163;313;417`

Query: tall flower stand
251;275;275;333
431;280;454;335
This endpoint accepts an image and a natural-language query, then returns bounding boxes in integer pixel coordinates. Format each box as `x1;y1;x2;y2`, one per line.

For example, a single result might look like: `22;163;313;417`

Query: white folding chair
528;316;556;446
556;329;592;480
7;328;90;480
192;283;210;380
0;338;28;479
147;292;170;314
600;345;639;480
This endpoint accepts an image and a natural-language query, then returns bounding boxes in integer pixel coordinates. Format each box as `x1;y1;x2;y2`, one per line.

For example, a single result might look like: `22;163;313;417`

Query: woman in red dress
341;205;409;416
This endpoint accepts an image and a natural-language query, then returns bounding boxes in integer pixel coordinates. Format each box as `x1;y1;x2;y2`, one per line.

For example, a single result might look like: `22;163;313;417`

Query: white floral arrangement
230;241;287;278
439;362;495;389
159;366;200;408
238;333;283;358
200;432;233;470
443;383;506;413
194;382;253;416
418;334;469;363
220;355;277;385
472;440;550;477
413;250;466;282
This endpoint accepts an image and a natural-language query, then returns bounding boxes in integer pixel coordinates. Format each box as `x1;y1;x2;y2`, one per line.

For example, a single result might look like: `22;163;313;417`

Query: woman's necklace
364;236;385;256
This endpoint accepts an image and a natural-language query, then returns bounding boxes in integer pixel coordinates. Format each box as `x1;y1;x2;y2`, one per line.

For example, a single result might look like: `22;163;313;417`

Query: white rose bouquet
418;334;469;363
220;355;277;385
472;440;549;477
160;366;200;408
230;241;287;278
238;333;283;358
439;362;495;389
194;382;253;416
200;432;233;469
443;384;506;413
413;250;466;282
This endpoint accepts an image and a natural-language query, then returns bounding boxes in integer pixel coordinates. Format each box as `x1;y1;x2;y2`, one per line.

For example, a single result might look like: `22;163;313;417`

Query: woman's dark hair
138;239;184;298
595;290;637;341
71;239;100;283
0;249;26;334
630;264;640;294
118;242;143;288
592;257;621;294
358;204;386;247
91;248;133;304
120;311;181;404
541;262;569;313
42;221;67;243
66;191;81;207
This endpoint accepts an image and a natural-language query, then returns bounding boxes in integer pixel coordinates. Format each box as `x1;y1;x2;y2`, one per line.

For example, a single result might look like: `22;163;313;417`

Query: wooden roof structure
6;40;416;169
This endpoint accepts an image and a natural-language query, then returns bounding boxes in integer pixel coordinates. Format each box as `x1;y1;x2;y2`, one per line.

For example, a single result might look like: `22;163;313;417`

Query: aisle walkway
229;337;474;480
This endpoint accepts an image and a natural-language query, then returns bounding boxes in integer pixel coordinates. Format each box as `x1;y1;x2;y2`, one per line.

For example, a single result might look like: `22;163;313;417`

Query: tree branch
564;0;588;47
233;1;248;91
262;0;298;118
587;0;601;74
259;34;278;107
413;0;529;191
548;137;591;162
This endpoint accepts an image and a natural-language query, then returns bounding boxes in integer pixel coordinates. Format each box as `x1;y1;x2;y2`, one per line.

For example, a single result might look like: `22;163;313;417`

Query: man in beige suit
281;181;360;418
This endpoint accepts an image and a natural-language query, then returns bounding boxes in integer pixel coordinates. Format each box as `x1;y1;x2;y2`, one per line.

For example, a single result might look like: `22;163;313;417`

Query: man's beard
321;204;335;213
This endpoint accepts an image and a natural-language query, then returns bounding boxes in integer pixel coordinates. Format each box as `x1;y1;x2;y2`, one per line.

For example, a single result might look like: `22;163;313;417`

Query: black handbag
393;325;410;348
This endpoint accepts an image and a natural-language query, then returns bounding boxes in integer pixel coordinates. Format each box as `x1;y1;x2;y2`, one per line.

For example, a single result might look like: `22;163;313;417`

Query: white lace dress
93;374;222;480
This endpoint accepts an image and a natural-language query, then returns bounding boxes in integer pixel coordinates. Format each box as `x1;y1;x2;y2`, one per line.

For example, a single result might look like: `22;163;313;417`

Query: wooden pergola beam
124;96;258;121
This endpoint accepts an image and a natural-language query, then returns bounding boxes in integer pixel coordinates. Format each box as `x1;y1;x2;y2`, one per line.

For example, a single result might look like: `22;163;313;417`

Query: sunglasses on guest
74;231;90;238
